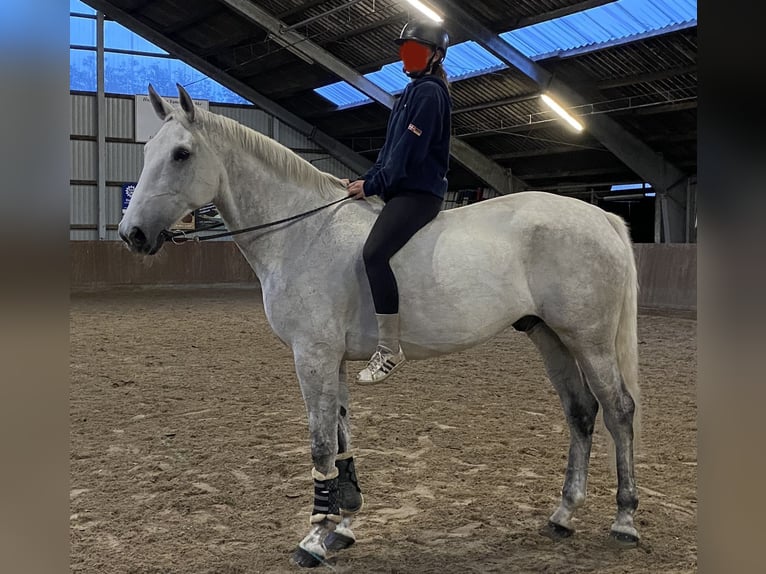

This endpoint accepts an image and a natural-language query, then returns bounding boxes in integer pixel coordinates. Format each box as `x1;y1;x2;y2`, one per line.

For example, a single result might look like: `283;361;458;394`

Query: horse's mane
194;108;346;199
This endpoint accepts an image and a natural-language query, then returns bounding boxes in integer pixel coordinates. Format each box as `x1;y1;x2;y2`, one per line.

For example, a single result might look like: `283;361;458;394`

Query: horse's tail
604;212;641;456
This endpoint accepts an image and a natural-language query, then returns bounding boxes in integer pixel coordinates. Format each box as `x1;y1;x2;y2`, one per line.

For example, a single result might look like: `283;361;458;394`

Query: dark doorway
598;195;655;243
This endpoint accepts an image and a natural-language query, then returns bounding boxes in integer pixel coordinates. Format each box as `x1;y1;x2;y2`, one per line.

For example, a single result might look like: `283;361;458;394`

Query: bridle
160;196;352;244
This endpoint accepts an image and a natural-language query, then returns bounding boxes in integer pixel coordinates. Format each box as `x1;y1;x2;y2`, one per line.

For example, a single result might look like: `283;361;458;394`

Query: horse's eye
173;148;191;161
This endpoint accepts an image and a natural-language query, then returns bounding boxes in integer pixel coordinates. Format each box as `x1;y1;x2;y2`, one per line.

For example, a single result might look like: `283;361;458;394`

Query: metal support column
685;179;692;243
654;194;662;243
96;11;107;240
661;194;672;244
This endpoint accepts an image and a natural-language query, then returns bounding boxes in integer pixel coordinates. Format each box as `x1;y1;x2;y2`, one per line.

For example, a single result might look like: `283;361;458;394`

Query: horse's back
398;191;628;281
435;191;622;236
383;191;632;357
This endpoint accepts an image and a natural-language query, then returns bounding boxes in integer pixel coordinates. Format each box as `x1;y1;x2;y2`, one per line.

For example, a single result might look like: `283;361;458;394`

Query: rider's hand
347;180;366;200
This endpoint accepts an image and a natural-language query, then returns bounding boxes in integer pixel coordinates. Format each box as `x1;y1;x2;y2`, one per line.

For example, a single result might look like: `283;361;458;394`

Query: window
69;1;249;104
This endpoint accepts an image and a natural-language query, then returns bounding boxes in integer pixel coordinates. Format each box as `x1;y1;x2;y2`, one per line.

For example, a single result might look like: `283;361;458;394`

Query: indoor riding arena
69;1;697;573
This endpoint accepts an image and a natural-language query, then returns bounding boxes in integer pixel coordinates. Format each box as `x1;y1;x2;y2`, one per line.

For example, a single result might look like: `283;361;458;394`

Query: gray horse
119;84;641;567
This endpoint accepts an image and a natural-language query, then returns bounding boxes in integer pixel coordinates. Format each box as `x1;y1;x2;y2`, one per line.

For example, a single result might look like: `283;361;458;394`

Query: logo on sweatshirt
407;123;423;136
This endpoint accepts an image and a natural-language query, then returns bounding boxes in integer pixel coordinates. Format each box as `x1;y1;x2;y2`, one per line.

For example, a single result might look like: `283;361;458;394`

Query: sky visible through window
68;0;249;104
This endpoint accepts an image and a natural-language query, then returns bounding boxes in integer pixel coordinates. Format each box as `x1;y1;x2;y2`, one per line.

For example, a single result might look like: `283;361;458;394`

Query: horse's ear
176;83;196;123
148;84;173;120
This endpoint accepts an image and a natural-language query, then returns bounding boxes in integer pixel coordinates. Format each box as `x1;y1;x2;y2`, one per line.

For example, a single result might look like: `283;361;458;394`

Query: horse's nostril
129;227;147;247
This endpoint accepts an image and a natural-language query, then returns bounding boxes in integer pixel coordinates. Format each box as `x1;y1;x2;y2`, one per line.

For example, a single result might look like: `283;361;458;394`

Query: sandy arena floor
71;287;697;573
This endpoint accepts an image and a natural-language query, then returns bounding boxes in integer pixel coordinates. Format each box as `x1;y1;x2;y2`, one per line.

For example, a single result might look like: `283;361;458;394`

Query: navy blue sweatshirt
362;75;451;201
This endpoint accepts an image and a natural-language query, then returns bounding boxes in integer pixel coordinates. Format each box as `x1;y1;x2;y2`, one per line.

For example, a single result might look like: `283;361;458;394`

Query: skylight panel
314;83;372;109
314;0;696;109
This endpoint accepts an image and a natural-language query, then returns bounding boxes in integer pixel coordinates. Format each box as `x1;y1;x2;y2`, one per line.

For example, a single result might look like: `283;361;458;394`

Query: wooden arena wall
70;242;696;313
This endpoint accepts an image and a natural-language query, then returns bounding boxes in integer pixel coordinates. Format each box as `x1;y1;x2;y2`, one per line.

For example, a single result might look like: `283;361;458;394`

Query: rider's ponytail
431;60;450;94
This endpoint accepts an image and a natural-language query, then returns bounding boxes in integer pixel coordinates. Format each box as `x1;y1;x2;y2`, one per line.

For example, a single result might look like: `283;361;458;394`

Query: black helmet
395;20;449;55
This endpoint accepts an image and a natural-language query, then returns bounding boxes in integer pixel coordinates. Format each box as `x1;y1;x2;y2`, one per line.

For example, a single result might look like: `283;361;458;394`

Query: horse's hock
70;287;697;573
71;241;696;315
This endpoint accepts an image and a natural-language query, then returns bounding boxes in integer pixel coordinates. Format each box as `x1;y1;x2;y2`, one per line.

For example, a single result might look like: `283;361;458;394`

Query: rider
347;20;452;384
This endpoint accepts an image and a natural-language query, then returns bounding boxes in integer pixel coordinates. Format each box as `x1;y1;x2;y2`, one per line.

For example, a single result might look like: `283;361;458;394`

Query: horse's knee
571;410;596;437
310;437;337;473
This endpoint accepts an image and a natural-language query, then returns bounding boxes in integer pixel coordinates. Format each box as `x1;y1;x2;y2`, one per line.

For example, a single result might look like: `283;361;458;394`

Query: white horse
119;84;642;567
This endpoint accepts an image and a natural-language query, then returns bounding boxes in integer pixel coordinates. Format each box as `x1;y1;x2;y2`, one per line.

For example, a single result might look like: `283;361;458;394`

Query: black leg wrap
335;456;363;514
311;476;341;523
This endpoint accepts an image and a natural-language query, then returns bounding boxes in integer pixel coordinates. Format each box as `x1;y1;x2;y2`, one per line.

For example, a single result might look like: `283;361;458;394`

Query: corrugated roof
503;0;697;59
314;0;696;108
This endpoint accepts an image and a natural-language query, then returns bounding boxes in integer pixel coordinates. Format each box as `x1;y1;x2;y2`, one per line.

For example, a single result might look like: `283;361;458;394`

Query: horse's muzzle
120;225;164;255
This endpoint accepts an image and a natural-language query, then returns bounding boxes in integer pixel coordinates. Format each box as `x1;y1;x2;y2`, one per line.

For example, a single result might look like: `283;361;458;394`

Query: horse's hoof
609;529;640;548
540;521;574;540
290;546;323;568
325;530;355;551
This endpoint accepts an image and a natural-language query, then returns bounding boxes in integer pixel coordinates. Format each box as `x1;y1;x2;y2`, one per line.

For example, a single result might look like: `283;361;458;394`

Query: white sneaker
356;345;406;385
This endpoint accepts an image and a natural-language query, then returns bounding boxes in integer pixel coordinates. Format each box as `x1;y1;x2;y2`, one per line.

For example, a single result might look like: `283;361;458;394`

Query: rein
161;196;352;244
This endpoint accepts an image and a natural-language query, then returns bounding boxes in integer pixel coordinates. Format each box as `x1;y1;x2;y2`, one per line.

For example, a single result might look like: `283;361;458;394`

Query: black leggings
363;191;443;314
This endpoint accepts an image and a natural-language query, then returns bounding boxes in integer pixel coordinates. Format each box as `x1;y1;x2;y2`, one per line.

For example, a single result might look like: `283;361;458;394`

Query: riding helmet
395;20;449;54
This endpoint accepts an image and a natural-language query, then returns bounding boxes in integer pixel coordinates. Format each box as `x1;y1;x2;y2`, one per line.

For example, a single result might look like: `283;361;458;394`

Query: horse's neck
213;147;345;279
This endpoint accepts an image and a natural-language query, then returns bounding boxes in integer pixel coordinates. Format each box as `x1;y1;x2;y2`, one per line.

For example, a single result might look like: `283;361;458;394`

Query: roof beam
453;92;540;115
597;65;697;90
490;145;608;160
277;0;331;20
645;132;696;144
518;166;630;180
626;100;697;115
439;0;690;239
160;4;224;36
82;0;372;175
318;14;405;46
199;30;266;58
281;0;368;33
219;2;612;84
220;0;395;107
455;97;697;138
520;159;695;181
449;138;519;194
203;13;403;65
218;0;523;194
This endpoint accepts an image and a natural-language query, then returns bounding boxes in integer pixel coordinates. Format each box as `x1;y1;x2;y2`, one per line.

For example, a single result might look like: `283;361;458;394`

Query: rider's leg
358;190;442;384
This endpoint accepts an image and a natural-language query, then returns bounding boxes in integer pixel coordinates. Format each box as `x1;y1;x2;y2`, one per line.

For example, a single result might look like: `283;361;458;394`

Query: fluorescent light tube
405;0;444;23
541;93;583;132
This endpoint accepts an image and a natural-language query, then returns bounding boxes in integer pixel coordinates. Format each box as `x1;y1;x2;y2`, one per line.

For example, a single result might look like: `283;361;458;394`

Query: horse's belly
392;227;533;359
